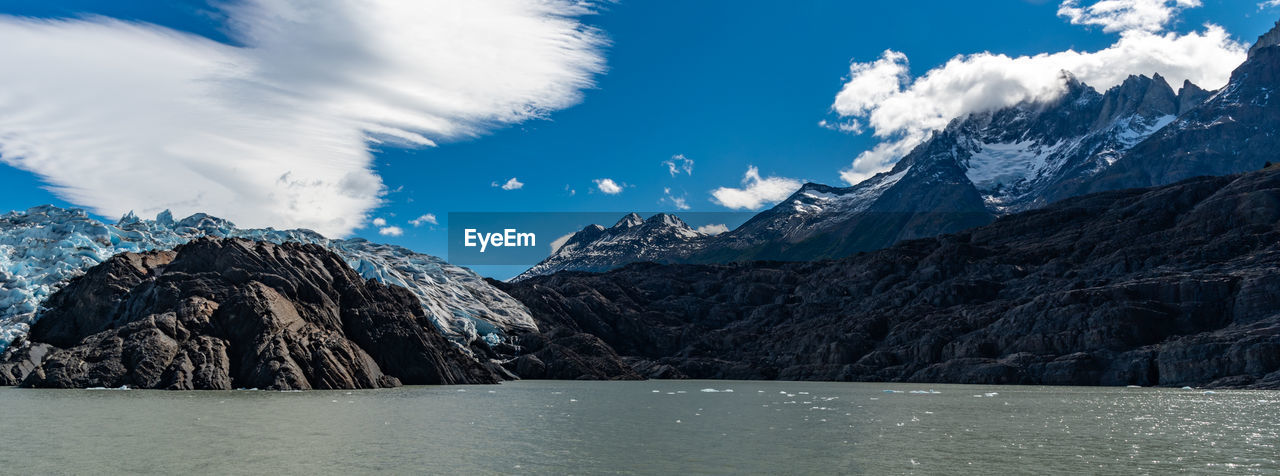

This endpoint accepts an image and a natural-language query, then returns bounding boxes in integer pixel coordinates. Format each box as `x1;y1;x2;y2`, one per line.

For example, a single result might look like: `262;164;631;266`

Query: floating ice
85;385;130;391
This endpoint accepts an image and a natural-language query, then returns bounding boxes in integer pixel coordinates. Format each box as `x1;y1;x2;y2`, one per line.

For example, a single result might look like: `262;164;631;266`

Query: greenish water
0;381;1276;474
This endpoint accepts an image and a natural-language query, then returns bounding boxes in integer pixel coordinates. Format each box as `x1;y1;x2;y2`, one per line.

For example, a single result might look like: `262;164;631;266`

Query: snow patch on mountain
513;213;708;281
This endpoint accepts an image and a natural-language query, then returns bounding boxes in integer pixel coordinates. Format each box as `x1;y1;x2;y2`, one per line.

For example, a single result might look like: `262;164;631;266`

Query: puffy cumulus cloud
1058;0;1200;33
594;178;622;195
371;217;387;227
829;0;1247;185
494;177;524;190
378;226;404;237
409;213;437;226
695;223;730;235
663;154;694;176
710;166;802;210
0;1;606;236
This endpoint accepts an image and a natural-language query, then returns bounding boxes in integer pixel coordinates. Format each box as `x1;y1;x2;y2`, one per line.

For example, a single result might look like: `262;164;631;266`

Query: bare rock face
498;168;1280;389
0;238;500;389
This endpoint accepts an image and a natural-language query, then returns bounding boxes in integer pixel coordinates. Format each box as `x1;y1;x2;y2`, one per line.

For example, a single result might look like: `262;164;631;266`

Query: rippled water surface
0;381;1276;474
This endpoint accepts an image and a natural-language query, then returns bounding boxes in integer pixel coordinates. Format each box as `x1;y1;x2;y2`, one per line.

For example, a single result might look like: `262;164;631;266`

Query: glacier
0;205;535;352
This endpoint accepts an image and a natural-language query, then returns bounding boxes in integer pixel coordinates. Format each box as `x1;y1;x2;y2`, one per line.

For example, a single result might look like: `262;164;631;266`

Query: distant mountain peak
1251;19;1280;57
645;212;692;229
614;212;644;228
516;45;1279;279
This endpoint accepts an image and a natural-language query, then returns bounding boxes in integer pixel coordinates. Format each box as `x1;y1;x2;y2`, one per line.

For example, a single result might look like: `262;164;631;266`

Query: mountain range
497;165;1280;388
3;22;1280;390
516;23;1280;280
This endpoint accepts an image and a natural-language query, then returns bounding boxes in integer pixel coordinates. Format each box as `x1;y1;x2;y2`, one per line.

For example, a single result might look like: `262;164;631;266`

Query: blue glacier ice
0;205;536;351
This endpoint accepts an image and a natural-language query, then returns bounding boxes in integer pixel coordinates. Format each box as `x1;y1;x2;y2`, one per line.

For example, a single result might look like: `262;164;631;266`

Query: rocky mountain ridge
513;212;707;280
497;166;1280;388
516;29;1280;279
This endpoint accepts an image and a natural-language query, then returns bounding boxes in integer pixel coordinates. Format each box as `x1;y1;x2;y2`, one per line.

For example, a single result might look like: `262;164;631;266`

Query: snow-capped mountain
0;206;535;352
1058;30;1280;199
513;213;706;281
516;22;1280;279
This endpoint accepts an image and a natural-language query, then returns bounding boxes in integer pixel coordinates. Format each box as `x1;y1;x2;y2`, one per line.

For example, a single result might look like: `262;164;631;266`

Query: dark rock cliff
498;167;1280;389
0;238;501;389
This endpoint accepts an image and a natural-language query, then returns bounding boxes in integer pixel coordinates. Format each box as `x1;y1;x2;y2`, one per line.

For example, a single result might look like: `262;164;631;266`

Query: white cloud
594;178;622;195
829;0;1247;185
1261;0;1280;9
661;187;690;210
710;166;802;210
378;226;404;236
1058;0;1200;33
0;1;606;236
695;223;729;235
495;177;524;190
371;217;387;227
818;119;863;134
565;184;576;196
662;154;694;176
549;231;576;253
409;213;437;226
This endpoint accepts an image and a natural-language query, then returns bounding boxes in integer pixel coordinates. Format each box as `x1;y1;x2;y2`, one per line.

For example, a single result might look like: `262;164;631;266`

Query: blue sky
0;0;1273;278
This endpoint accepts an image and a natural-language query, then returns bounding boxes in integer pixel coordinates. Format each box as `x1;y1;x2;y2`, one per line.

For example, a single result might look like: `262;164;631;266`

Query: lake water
0;381;1276;474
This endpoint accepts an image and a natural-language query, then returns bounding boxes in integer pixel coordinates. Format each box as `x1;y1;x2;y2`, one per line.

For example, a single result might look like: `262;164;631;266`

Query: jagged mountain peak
614;212;644;228
644;212;692;229
1251;19;1280;57
512;212;709;281
1176;80;1212;112
515;44;1278;280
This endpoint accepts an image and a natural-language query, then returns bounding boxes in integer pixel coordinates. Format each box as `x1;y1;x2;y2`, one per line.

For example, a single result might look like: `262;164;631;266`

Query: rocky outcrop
498;168;1280;389
0;238;501;389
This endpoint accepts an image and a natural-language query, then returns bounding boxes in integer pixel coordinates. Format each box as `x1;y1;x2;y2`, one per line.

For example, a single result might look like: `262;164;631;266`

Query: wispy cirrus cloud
0;1;607;236
828;0;1247;185
1058;0;1201;33
661;187;690;210
662;154;694;176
